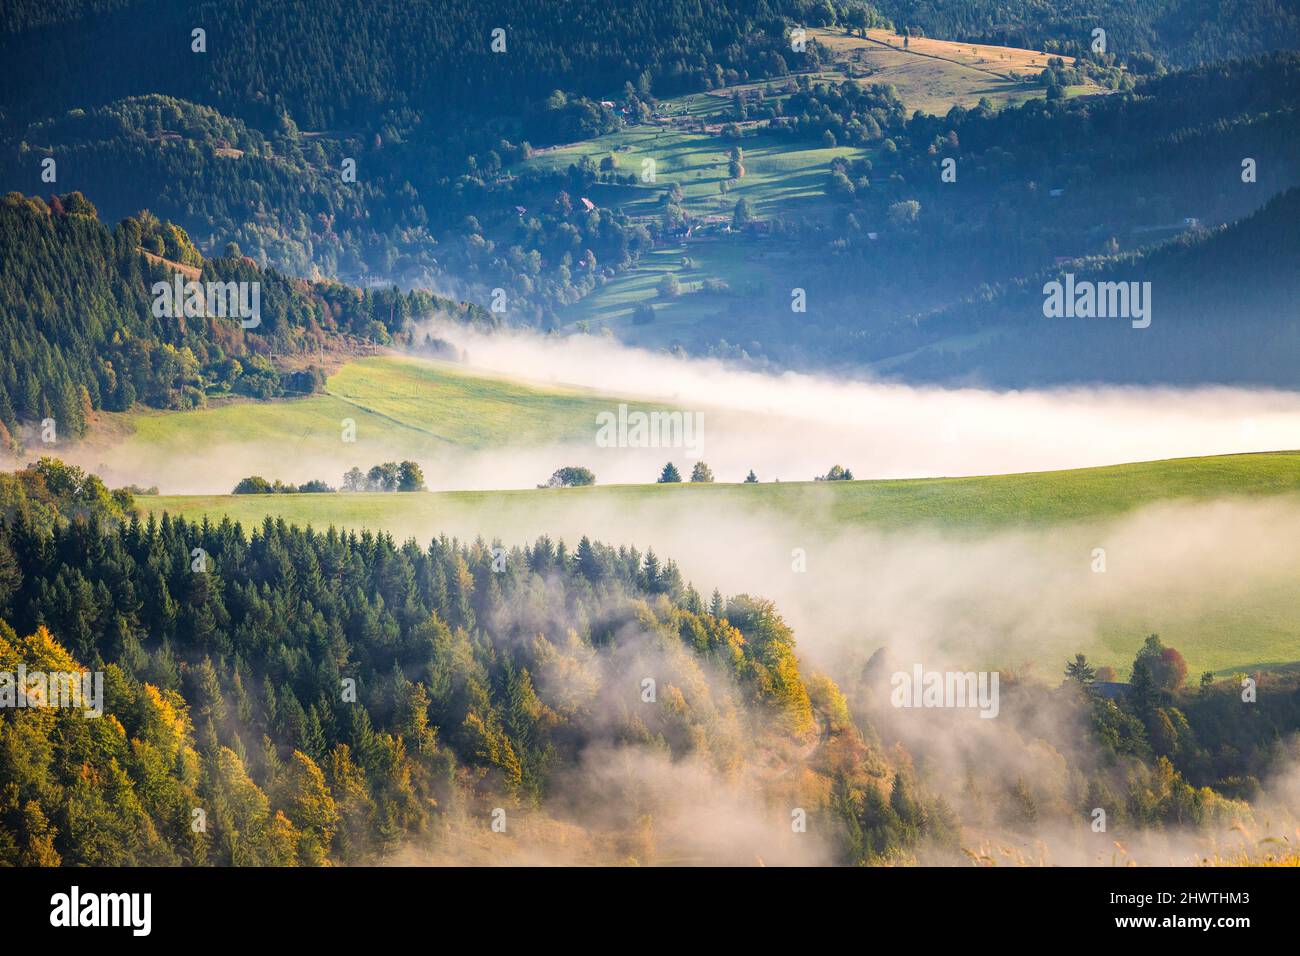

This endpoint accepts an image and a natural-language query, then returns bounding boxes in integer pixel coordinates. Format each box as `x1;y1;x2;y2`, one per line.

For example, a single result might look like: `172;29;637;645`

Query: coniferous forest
2;471;1296;866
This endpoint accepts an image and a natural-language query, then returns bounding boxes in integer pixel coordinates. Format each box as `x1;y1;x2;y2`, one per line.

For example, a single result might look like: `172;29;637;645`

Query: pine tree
641;549;662;592
303;706;328;764
576;535;604;582
1065;653;1097;685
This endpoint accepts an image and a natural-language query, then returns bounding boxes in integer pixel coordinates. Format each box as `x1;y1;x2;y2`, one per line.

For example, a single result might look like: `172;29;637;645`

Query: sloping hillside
0;193;489;443
888;187;1300;386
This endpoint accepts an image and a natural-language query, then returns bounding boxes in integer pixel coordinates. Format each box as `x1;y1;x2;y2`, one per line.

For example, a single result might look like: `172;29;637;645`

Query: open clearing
522;125;862;339
808;26;1103;113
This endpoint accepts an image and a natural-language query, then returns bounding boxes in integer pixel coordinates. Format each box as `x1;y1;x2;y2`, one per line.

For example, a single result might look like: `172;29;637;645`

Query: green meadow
142;452;1300;677
515;27;1107;343
518;122;866;340
146;451;1300;534
528;125;867;216
85;354;661;486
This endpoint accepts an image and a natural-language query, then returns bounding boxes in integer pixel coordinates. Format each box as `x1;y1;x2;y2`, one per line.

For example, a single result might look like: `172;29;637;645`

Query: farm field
526;125;866;216
523;125;863;339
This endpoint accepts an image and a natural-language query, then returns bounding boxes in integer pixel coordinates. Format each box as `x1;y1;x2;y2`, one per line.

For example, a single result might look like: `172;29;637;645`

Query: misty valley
0;0;1298;929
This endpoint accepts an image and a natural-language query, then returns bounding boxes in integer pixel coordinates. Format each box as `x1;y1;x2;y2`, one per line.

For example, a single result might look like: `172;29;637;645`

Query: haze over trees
0;0;1297;871
341;462;427;492
0;487;868;865
0;479;1294;864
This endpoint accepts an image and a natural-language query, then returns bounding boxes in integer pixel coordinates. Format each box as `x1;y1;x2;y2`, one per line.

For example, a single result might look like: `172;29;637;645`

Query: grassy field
521;27;1106;343
141;452;1300;677
523;123;862;340
564;243;779;345
686;27;1103;117
144;451;1300;534
76;354;682;492
809;26;1103;113
529;125;866;215
139;452;1300;676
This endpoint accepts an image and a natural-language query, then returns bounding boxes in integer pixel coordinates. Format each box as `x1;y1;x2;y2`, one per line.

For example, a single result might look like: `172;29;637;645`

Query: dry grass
808;27;1099;113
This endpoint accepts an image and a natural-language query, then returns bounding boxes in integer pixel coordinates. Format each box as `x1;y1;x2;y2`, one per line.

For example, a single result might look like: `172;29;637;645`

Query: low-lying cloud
30;318;1300;495
419;319;1300;484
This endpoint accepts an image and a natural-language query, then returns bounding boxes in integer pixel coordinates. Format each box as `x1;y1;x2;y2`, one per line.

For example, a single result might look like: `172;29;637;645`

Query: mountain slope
888;186;1300;386
0;0;802;129
0;193;489;444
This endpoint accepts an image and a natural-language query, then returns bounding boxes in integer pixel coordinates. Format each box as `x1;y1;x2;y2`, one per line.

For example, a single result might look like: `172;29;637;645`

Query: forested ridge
4;0;1292;116
8;48;1296;383
0;192;490;446
868;0;1299;68
0;1;820;324
690;53;1300;381
0;474;1296;865
2;94;665;317
0;0;806;130
0;490;881;864
889;186;1300;386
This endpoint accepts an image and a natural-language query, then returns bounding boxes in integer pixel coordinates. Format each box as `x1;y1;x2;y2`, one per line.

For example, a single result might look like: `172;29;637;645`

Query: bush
543;466;596;488
234;476;335;494
397;461;426;492
233;476;274;494
888;199;921;226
